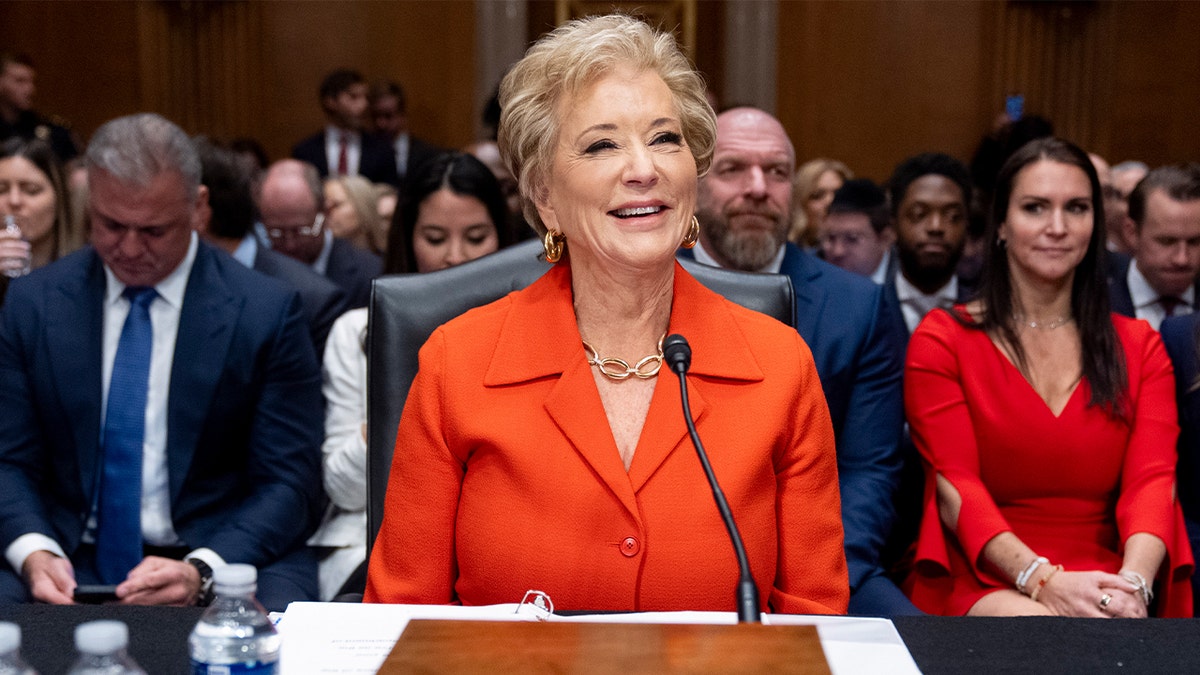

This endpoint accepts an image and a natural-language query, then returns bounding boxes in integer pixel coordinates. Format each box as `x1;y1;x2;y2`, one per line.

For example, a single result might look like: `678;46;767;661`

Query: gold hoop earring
543;230;565;263
681;215;700;249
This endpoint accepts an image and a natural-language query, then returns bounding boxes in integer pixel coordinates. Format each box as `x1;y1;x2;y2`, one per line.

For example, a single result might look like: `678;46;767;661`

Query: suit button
620;536;640;557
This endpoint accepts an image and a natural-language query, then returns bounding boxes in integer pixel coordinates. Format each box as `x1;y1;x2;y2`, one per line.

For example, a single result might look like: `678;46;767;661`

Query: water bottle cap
213;563;257;591
0;622;19;653
75;620;128;654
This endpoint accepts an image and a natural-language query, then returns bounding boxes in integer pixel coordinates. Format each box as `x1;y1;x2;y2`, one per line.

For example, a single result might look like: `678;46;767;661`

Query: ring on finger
1098;593;1113;609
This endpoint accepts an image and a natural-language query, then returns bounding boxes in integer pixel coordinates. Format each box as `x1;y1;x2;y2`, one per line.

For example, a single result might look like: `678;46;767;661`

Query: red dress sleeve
1114;318;1194;617
905;310;1012;579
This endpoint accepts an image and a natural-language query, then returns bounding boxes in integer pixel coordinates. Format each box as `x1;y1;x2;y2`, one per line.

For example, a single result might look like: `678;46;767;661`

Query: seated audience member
0;137;82;303
313;151;511;600
292;69;398;186
463;139;527;242
1107;161;1150;253
365;15;848;614
885;153;975;337
0;53;78;162
905;137;1192;617
257;159;383;308
789;158;852;248
687;107;909;616
818;178;893;283
194;139;348;356
1161;310;1200;614
369;80;442;182
325;175;385;254
1108;164;1200;330
229;136;269;179
0;113;324;611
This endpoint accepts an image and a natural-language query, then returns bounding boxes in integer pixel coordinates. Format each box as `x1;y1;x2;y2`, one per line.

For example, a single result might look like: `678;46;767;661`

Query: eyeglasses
264;213;325;241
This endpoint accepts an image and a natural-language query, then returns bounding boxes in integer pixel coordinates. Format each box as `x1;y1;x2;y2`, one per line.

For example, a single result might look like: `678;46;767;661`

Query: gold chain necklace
582;335;665;381
1014;314;1073;331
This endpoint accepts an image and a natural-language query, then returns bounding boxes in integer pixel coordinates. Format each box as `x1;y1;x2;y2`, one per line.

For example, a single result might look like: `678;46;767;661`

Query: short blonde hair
789;158;853;247
327;175;385;253
498;13;716;236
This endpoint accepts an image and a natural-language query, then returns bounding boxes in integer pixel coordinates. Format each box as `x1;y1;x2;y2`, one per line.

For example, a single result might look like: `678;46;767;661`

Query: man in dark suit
1160;311;1200;611
194;138;348;355
0;53;78;161
0;113;323;610
369;80;442;182
1108;163;1200;331
882;153;975;340
291;69;399;187
686;107;914;616
257;159;383;308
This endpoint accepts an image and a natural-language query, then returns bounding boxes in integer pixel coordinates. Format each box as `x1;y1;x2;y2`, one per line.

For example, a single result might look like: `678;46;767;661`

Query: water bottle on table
65;621;145;675
1;215;32;279
189;564;281;674
0;621;37;675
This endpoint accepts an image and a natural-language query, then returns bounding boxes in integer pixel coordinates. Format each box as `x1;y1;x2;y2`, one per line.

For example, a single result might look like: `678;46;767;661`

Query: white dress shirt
392;132;410;178
692;239;787;274
6;233;223;575
895;272;959;334
870;250;891;285
324;126;362;177
1128;258;1195;331
308;307;369;600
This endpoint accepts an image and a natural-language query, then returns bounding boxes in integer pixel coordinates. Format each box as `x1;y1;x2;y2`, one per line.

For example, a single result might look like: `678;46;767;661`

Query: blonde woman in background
324;175;385;254
790;158;853;247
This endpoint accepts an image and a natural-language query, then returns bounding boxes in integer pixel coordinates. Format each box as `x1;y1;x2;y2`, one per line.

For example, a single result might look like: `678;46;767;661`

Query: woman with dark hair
0;137;80;301
309;151;510;600
385;151;511;274
904;137;1192;617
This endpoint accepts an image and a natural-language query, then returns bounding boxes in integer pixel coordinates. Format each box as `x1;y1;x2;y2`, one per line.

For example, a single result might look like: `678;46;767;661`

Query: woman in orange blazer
364;14;848;615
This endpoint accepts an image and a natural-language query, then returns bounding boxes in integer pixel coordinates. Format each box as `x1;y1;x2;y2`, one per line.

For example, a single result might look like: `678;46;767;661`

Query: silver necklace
1015;314;1073;331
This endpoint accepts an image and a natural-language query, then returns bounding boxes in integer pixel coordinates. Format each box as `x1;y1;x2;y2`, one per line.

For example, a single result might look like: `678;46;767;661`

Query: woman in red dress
904;137;1192;617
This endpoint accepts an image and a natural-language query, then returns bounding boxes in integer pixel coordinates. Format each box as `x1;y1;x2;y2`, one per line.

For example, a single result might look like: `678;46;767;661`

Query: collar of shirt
895;271;958;333
103;231;198;310
393;132;410;175
870;249;891;285
232;233;258;268
312;228;335;276
1127;258;1195;310
691;239;785;274
324;125;362;175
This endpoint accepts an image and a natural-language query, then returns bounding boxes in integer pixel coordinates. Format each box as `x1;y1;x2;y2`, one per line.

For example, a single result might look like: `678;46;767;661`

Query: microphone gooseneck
664;333;762;623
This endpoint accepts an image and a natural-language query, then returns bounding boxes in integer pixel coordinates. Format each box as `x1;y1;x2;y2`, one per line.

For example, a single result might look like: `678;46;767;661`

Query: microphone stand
663;334;762;623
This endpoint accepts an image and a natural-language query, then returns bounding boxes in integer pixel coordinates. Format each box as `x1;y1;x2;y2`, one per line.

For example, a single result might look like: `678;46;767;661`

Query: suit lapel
166;245;240;503
780;243;826;341
47;253;106;498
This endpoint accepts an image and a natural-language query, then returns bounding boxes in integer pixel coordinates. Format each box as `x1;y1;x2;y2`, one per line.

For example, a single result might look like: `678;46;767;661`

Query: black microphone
663;333;762;623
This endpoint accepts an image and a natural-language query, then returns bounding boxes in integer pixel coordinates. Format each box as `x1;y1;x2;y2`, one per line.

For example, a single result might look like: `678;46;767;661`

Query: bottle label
191;659;279;675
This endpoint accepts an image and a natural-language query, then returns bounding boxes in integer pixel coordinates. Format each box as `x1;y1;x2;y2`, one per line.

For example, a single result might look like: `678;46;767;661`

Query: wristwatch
186;557;215;607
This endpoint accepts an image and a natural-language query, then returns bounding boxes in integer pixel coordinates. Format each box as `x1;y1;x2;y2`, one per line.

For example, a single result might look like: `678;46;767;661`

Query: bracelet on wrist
1016;556;1049;593
1119;569;1153;607
1029;564;1063;603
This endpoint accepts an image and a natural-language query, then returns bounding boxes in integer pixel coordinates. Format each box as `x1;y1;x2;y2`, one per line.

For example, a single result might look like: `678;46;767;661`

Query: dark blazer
0;242;324;588
680;244;908;610
1160;313;1200;610
1108;250;1200;319
253;247;349;356
291;130;400;187
326;237;383;309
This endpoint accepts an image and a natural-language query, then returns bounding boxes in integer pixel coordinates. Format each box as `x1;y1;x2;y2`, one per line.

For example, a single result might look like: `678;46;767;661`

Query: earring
543;229;565;263
681;215;700;249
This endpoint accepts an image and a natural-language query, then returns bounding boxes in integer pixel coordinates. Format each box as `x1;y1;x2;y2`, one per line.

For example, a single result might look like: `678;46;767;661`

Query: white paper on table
277;602;922;674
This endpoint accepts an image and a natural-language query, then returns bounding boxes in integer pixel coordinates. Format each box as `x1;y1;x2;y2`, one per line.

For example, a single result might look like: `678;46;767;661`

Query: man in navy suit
686;107;914;616
257;159;383;308
1108;163;1200;331
291;69;399;187
0;113;323;610
194;138;348;356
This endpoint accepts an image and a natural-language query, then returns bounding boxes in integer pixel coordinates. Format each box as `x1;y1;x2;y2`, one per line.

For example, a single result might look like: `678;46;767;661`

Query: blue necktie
96;286;156;583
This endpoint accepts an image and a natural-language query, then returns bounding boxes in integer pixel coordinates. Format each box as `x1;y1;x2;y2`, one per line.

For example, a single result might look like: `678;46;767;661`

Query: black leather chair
365;238;797;557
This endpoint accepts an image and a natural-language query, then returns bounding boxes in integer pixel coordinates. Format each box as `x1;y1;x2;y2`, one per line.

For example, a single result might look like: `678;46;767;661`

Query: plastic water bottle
0;621;37;675
189;564;281;674
1;215;32;279
65;621;145;674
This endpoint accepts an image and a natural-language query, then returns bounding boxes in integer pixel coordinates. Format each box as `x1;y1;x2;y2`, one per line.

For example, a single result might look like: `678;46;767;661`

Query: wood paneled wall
1;1;1196;180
